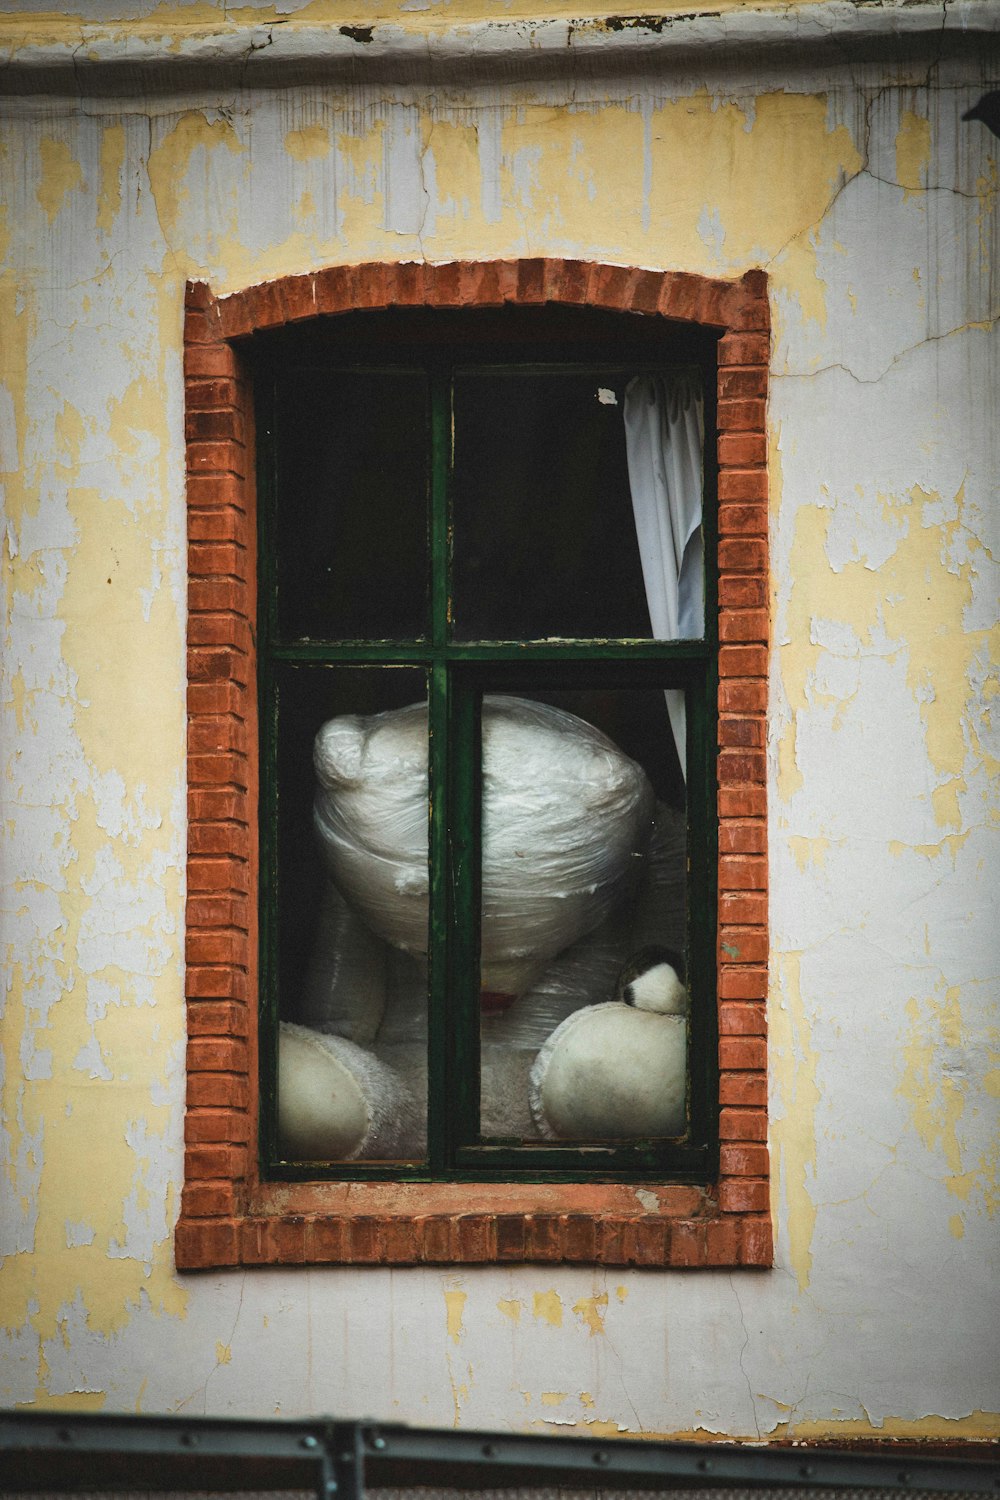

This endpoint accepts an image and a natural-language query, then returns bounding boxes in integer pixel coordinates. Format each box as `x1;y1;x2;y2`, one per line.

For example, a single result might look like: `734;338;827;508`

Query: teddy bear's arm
529;1003;687;1141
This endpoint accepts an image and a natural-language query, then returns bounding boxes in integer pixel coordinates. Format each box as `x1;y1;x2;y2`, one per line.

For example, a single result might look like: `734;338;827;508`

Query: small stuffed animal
278;696;689;1159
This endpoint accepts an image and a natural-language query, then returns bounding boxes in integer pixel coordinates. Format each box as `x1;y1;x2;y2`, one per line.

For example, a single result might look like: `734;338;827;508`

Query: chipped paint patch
770;952;820;1292
146;110;244;248
898;990;966;1178
773;1413;1000;1442
787;835;831;872
97;124;125;235
895;110;931;201
16;1391;106;1413
285;125;331;161
444;1288;467;1344
36;138;83;225
571;1292;607;1335
897;990;998;1217
776;482;996;814
532;1290;563;1327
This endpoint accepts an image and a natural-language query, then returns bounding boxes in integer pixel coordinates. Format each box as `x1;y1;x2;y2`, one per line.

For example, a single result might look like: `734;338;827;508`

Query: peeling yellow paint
215;1342;232;1365
889;831;972;860
16;1391;107;1412
416;117;478;248
897;988;997;1216
615;1285;628;1301
773;232;829;333
295;189;317;227
285;125;331;161
895;110;931;200
0;0;841;58
973;160;998;270
36;138;83;224
563;1417;628;1436
770;952;819;1292
787;835;831;872
541;1391;567;1406
497;1298;521;1323
97;123;125;234
0;236;187;1389
771;1412;1000;1442
531;1412;1000;1442
571;1292;607;1335
146;110;244;246
444;1288;467;1344
532;1290;563;1327
950;1214;965;1239
897;990;964;1175
777;483;996;812
931;776;966;831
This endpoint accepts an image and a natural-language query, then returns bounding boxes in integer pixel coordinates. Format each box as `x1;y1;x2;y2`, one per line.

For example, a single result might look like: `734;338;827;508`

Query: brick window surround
177;259;771;1272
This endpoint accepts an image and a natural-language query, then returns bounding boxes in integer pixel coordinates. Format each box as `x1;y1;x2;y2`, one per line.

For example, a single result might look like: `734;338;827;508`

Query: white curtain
623;373;705;780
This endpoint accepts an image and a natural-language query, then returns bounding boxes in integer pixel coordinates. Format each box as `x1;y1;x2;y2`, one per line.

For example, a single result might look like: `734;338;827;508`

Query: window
178;260;772;1270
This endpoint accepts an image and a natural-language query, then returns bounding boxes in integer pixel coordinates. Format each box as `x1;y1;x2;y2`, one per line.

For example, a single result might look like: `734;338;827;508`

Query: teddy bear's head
313;695;654;998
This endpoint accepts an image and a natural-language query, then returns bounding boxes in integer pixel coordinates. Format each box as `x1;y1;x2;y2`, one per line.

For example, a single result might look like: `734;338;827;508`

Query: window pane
452;370;704;642
477;689;688;1144
275;370;429;641
274;664;429;1163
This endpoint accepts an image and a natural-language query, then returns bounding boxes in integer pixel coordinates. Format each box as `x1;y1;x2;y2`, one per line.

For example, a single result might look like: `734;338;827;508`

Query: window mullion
426;661;452;1171
426;368;461;1171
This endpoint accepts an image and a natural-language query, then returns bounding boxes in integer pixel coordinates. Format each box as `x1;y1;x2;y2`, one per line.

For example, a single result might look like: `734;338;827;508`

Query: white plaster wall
1;8;998;1439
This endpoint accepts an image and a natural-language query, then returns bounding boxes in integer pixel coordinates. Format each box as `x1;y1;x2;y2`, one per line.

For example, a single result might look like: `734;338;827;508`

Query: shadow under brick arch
178;258;772;1272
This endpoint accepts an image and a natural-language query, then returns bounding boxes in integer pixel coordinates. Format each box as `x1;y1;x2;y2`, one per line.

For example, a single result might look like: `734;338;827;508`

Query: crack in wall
729;1274;761;1441
175;1273;247;1414
775;314;999;386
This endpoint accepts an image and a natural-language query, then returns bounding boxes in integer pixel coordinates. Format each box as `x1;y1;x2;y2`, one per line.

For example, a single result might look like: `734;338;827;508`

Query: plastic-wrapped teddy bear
278;695;689;1161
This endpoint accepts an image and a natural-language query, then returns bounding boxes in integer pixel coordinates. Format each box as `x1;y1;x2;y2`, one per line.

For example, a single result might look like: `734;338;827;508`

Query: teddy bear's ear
314;716;366;789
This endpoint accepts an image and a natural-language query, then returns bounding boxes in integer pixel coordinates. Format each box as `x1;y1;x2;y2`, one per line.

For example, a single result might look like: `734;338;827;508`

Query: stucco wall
1;0;998;1440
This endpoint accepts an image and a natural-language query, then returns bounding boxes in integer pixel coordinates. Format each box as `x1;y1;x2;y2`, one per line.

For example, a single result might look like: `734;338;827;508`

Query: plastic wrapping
278;1021;422;1161
314;695;655;997
295;879;387;1046
482;799;688;1140
299;699;688;1154
314;702;430;957
480;800;686;1052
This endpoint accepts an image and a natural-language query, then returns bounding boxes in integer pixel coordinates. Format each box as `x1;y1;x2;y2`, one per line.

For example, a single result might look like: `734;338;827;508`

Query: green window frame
252;305;720;1187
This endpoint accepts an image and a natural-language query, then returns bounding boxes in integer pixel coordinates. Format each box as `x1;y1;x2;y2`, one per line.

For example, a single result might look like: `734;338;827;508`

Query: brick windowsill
178;258;773;1271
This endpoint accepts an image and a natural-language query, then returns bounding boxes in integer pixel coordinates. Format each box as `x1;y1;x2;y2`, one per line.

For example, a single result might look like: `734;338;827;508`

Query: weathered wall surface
1;0;998;1440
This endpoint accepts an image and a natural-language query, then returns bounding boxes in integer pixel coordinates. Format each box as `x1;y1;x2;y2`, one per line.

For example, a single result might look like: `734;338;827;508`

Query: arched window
179;261;772;1270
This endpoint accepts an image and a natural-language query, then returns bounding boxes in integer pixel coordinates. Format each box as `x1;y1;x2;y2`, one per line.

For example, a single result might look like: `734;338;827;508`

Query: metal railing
1;1411;997;1498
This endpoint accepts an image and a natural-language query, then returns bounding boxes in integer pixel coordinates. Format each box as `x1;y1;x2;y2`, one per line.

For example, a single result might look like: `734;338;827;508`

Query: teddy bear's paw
278;1022;418;1161
529;1003;687;1141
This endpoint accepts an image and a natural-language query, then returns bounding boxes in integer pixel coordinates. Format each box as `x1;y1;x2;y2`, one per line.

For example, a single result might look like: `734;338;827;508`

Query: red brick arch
177;259;771;1271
